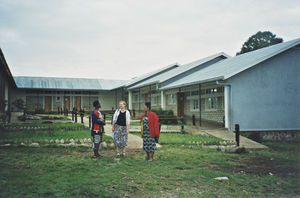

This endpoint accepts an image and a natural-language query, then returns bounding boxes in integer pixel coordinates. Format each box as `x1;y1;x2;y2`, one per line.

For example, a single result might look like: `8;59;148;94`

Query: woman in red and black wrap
140;102;160;162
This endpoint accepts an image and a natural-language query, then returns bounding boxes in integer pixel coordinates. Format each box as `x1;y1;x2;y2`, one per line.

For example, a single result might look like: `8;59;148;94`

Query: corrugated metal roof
126;63;179;87
160;38;300;90
128;52;229;89
14;76;128;90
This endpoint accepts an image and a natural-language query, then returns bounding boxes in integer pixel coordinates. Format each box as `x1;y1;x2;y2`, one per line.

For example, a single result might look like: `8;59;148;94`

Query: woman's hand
112;121;115;132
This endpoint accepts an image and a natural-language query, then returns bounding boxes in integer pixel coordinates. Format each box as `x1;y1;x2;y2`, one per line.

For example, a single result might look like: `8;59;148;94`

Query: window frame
168;94;176;105
205;97;217;111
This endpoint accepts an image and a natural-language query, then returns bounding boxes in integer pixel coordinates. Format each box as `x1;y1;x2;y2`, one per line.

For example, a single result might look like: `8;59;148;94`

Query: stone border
2;126;88;131
0;138;115;149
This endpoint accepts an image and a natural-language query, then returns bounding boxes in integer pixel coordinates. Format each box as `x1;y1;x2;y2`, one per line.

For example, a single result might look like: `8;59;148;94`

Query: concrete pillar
72;96;74;109
224;86;230;129
161;90;165;110
51;96;54;111
4;82;8;111
42;96;45;110
128;90;132;110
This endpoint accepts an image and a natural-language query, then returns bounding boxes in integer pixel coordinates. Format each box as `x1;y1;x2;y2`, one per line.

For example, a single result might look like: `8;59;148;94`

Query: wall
227;46;300;131
10;89;122;112
130;85;161;115
179;83;224;125
164;88;179;115
0;71;7;113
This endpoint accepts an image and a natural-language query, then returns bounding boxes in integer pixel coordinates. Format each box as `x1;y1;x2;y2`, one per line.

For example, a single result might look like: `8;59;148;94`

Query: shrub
35;108;45;114
152;108;178;125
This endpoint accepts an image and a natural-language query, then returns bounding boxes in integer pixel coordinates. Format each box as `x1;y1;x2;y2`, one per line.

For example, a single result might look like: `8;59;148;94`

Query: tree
236;31;283;55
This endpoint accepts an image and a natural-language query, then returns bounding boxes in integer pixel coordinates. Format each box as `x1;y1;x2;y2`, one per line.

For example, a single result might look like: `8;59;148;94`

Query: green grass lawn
0;122;299;197
131;132;224;145
0;143;299;197
1;122;112;142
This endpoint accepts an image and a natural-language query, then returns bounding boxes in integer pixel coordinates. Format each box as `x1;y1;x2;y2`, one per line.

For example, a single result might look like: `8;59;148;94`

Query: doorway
45;96;52;113
74;96;81;111
177;92;184;117
64;96;70;111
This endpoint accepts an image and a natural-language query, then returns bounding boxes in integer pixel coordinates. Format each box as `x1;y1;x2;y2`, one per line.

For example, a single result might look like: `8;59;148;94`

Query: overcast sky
1;0;299;80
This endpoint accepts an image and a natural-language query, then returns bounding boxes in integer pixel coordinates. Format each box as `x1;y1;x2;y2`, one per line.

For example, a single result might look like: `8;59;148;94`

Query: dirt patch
210;156;300;178
67;148;143;158
97;148;142;157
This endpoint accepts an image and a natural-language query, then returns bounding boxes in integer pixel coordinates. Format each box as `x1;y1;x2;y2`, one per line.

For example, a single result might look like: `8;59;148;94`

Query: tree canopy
236;31;283;55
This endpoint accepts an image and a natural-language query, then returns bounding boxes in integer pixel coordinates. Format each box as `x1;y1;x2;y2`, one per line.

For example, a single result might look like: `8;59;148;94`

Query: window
168;94;176;104
205;97;217;110
192;99;199;110
206;88;217;94
56;96;61;102
191;90;199;96
151;95;159;105
133;94;139;103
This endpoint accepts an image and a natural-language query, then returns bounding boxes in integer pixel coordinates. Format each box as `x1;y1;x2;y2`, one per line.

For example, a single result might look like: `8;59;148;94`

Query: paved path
80;117;143;149
187;128;268;149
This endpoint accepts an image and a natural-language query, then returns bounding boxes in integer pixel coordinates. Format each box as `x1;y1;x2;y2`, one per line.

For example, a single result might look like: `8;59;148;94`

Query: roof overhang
159;76;224;90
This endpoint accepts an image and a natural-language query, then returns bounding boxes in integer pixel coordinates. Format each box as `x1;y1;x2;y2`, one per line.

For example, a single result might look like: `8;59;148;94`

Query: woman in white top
112;101;131;156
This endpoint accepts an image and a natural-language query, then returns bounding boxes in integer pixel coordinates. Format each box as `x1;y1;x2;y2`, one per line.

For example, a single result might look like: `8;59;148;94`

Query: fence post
58;107;60;114
80;112;84;124
181;117;184;130
72;110;74;121
75;111;78;123
235;124;240;147
89;116;91;129
192;115;196;126
133;109;136;118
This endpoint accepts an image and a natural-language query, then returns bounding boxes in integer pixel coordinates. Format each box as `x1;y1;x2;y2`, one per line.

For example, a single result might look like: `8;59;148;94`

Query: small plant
180;129;187;134
152;108;178;125
35;108;45;114
12;99;26;114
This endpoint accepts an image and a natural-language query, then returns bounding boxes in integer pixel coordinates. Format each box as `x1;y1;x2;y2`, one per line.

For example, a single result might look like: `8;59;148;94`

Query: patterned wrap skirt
113;124;128;147
92;132;102;150
142;116;157;152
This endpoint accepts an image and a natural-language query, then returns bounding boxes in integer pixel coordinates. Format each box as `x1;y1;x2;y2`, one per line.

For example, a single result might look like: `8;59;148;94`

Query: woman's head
93;100;101;109
144;102;151;112
119;101;127;110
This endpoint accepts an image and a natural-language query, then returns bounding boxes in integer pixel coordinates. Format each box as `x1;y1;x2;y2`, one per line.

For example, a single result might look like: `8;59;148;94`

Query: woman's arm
112;110;118;132
126;123;130;134
126;110;131;134
112;120;116;132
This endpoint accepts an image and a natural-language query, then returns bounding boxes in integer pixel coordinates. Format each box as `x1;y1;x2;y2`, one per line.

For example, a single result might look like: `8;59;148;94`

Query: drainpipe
128;90;133;110
198;84;201;127
115;89;117;110
139;88;141;114
161;90;165;110
216;81;231;130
